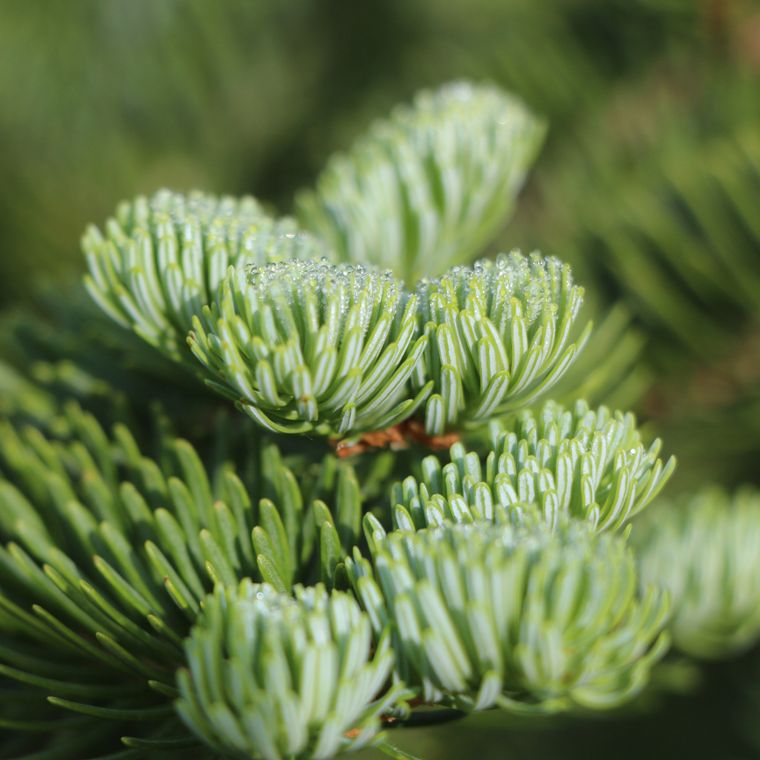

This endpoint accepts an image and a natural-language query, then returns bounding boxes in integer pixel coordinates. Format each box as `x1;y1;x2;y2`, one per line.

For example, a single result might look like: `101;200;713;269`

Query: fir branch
297;82;546;282
176;581;407;760
633;486;760;659
189;259;431;437
389;400;675;533
0;404;362;730
82;190;309;363
347;521;670;712
187;251;592;440
0;74;709;759
414;252;591;434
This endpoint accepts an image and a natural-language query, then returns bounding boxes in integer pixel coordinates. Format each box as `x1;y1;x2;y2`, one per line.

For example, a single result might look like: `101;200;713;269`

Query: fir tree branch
176;581;407;759
297;82;546;282
82;190;309;363
189;259;430;438
388;399;675;533
415;252;591;434
633;486;760;659
347;521;670;713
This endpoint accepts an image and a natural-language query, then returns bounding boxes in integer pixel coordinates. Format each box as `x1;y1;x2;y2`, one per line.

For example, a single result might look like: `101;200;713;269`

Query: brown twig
330;420;461;458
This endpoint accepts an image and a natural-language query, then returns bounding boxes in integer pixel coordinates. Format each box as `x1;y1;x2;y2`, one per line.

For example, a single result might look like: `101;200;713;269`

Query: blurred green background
1;1;760;757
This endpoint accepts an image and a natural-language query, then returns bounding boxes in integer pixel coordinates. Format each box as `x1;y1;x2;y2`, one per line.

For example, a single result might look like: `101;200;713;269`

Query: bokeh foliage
1;1;760;758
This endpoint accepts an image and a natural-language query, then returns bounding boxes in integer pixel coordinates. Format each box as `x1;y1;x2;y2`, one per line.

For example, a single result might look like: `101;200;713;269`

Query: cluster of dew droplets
414;258;500;320
413;276;437;322
414;265;475;323
495;251;569;325
413;251;577;336
245;258;397;335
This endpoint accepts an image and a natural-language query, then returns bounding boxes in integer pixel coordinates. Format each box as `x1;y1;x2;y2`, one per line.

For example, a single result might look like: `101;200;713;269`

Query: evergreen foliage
297;83;545;283
633;487;760;660
531;80;760;364
0;69;758;760
0;400;366;754
348;521;669;711
177;582;405;760
511;68;760;490
389;400;674;533
190;258;429;437
415;253;589;434
82;191;304;363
